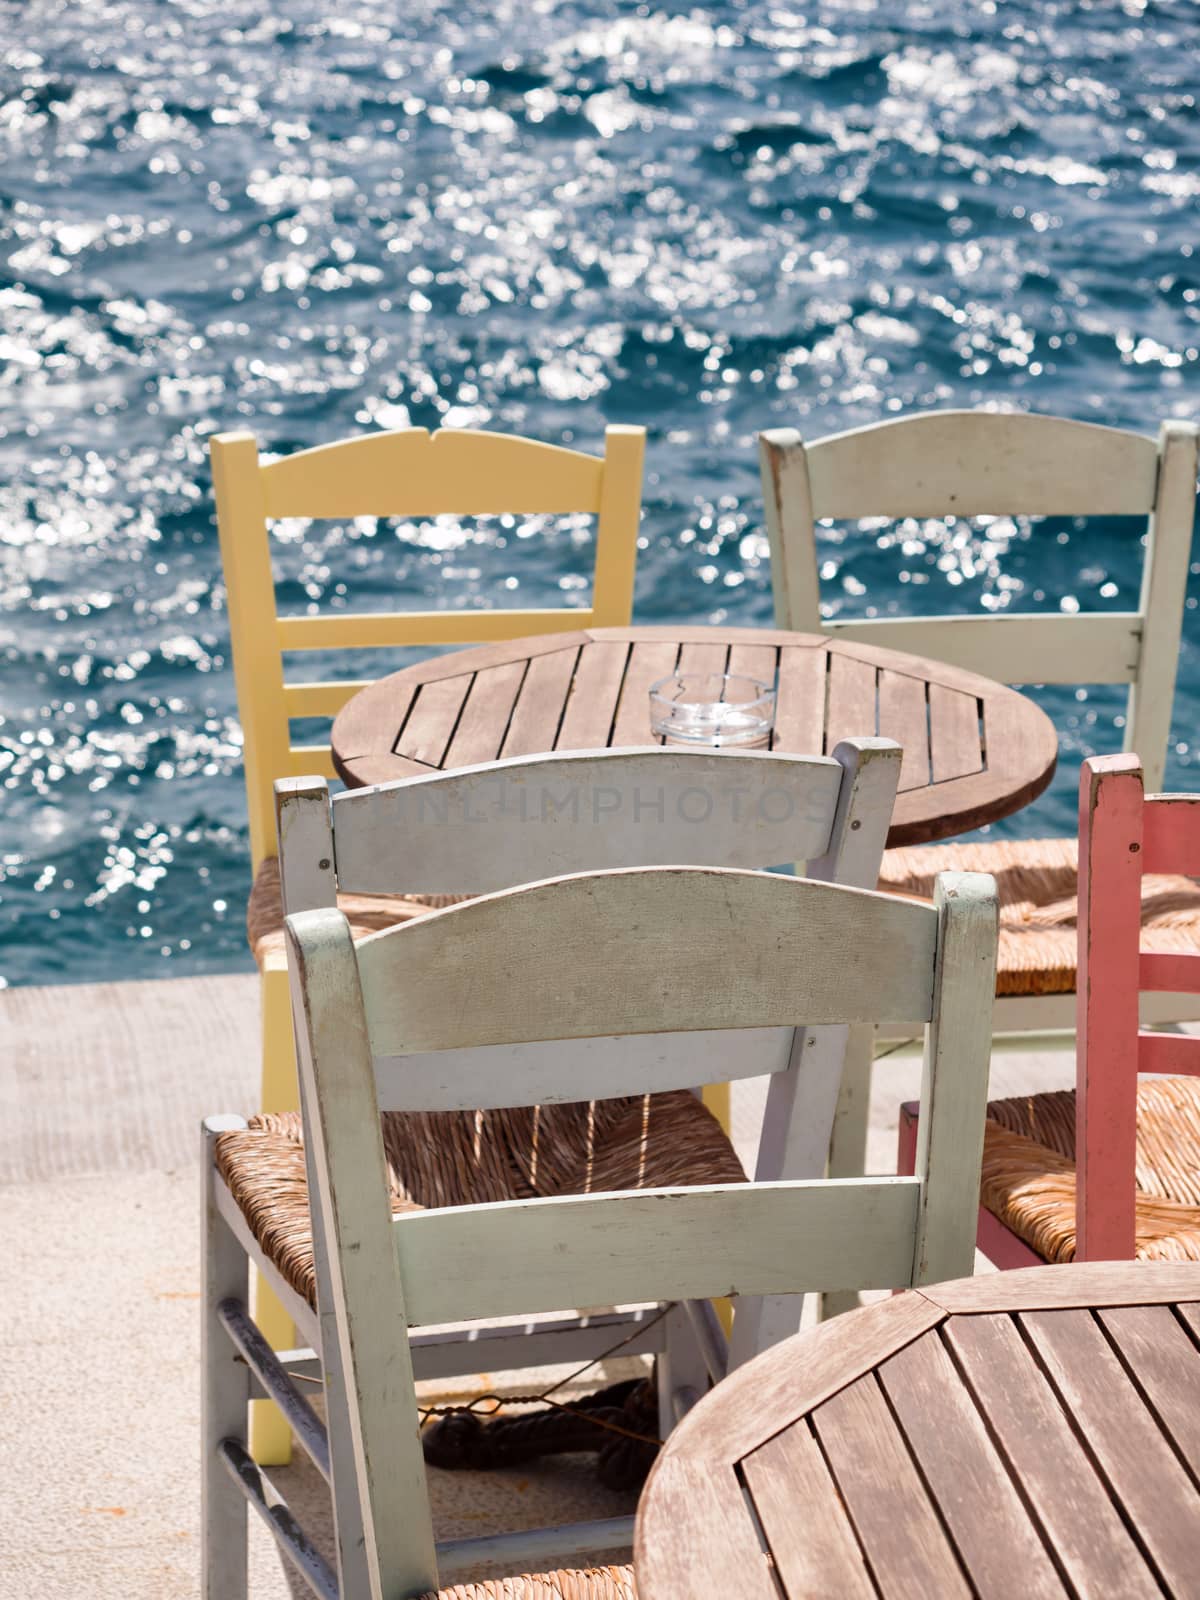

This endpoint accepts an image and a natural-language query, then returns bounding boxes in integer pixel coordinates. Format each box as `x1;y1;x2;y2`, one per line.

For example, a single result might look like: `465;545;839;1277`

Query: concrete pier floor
0;973;1074;1598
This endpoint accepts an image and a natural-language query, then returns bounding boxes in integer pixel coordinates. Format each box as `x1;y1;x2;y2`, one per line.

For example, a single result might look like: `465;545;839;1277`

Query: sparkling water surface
2;0;1198;985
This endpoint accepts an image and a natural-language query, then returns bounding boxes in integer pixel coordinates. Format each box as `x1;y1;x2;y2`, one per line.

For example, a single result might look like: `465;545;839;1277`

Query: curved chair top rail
772;409;1168;519
334;865;942;1056
324;744;884;895
258;425;642;519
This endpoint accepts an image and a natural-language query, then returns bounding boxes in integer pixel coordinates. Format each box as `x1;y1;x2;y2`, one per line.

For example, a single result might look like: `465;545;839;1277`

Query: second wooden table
331;625;1057;845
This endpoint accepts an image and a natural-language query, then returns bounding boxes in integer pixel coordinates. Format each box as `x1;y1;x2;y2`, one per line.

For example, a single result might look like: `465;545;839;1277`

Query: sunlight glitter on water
1;0;1198;983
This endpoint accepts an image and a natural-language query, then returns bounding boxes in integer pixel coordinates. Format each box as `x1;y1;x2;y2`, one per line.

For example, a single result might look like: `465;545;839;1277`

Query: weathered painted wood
435;1517;638;1586
286;909;438;1598
1077;756;1146;1260
217;1299;331;1482
328;747;849;894
803;410;1161;517
274;778;336;916
824;611;1142;686
1140;793;1200;873
911;872;998;1286
202;1116;251;1600
218;1441;339;1600
390;1177;922;1328
356;868;938;1056
374;1026;794;1113
1127;420;1200;790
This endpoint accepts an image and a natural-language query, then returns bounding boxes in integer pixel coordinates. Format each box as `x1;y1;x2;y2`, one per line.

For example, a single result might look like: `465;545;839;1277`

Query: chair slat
283;681;373;717
276;607;595;652
1137;1031;1200;1077
375;1027;795;1112
355;867;938;1056
391;1177;922;1327
1139;952;1200;995
1141;797;1200;876
823;613;1140;687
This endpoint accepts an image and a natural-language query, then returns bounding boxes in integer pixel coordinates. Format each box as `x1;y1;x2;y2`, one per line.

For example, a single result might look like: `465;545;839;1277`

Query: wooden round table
331;626;1057;845
635;1262;1200;1599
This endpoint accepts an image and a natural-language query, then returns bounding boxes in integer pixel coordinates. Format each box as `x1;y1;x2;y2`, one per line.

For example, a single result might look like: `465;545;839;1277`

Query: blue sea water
1;0;1198;987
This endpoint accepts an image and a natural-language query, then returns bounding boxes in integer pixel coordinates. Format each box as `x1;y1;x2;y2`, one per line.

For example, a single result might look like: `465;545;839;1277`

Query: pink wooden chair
900;752;1200;1266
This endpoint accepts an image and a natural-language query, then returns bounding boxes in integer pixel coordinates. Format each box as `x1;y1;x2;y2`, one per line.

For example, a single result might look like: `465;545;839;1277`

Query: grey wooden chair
201;742;915;1596
204;861;996;1597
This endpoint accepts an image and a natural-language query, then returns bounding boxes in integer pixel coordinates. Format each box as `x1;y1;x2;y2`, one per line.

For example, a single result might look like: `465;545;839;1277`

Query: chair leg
203;1117;250;1600
655;1303;710;1436
821;1023;875;1321
250;964;300;1465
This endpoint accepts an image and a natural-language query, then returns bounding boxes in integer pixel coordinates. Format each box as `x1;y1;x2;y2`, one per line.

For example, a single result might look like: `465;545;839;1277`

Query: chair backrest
274;739;902;910
286;864;998;1597
761;410;1199;789
211;424;646;865
275;741;901;1105
1076;753;1200;1259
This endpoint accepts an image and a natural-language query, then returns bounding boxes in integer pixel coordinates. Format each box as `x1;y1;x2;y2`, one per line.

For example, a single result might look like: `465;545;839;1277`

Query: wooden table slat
928;683;983;784
442;660;528;769
554;639;632;750
813;1374;972;1600
773;644;827;757
1098;1304;1200;1481
675;1290;945;1465
878;1330;1068;1599
877;671;931;794
742;1422;877;1600
610;640;681;747
922;1260;1200;1314
634;1459;781;1600
1021;1307;1200;1595
944;1312;1161;1599
393;674;473;768
499;645;580;759
825;652;878;754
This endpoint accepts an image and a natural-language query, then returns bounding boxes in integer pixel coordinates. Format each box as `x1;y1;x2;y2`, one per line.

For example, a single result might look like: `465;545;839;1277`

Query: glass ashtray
649;671;777;748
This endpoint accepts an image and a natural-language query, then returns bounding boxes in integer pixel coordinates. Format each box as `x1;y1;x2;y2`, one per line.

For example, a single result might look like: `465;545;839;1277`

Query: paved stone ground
0;973;1076;1597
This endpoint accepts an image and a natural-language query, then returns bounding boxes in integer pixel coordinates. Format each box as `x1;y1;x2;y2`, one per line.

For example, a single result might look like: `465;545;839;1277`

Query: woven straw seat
421;1564;636;1599
216;1092;746;1310
246;854;469;967
981;1077;1200;1262
879;837;1200;997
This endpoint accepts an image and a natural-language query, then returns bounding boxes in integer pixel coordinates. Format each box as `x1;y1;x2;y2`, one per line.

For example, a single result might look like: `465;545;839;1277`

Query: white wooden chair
761;408;1200;1040
203;859;996;1599
228;740;901;1458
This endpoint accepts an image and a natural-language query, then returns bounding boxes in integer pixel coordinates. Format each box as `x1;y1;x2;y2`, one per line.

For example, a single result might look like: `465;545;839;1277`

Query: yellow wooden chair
210;423;645;1461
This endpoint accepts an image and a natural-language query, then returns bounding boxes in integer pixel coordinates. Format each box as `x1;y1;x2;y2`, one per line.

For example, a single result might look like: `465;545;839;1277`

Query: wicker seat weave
247;854;470;967
981;1078;1200;1263
879;836;1200;997
420;1564;636;1599
215;1092;746;1309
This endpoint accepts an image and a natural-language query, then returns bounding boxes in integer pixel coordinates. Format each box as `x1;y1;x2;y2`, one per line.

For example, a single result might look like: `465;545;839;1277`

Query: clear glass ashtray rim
647;671;778;745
